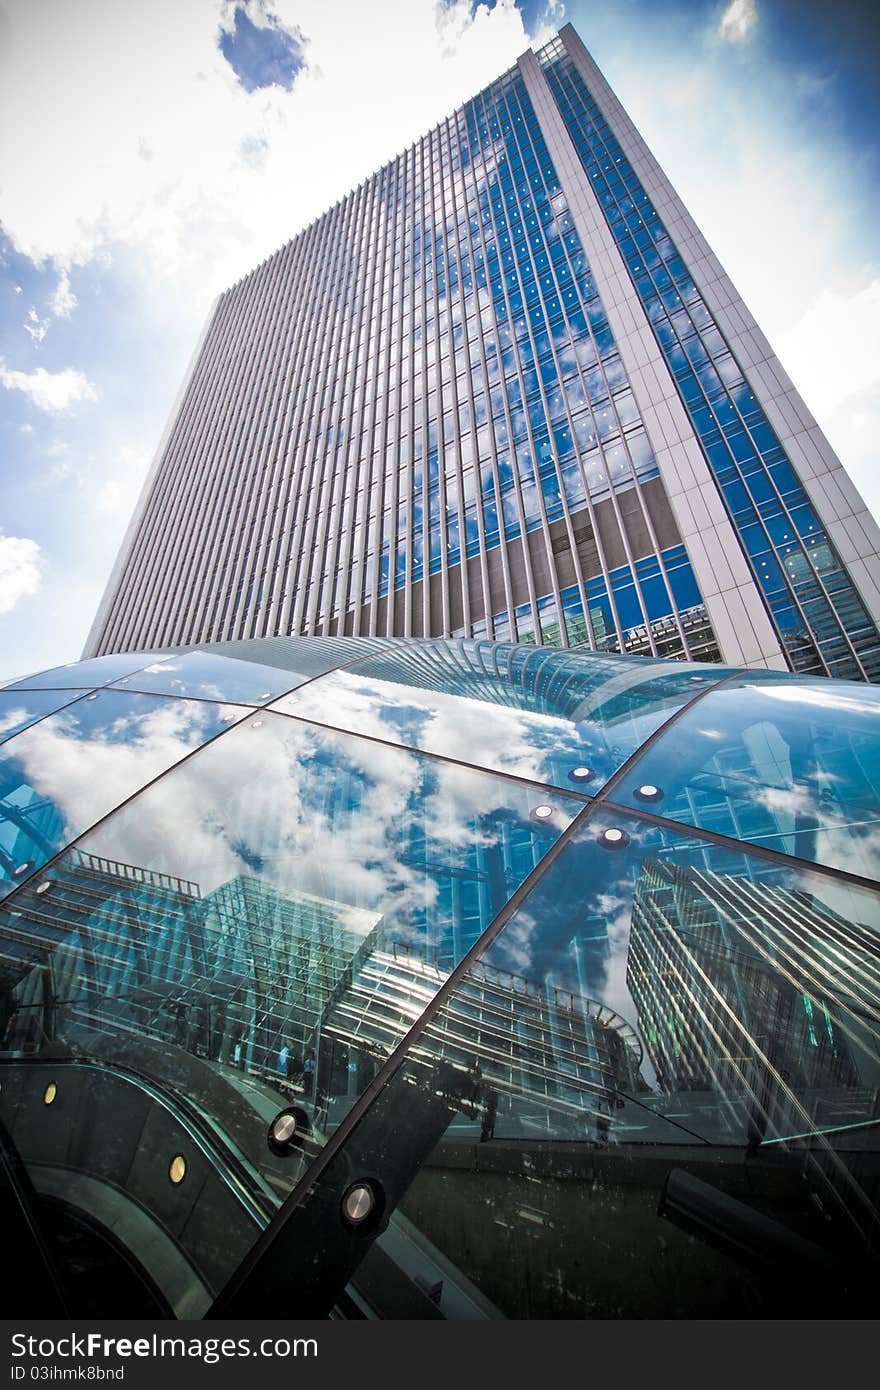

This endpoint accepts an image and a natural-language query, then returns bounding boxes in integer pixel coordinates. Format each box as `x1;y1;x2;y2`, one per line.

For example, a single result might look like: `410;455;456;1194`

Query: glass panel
197;634;406;677
288;808;879;1318
6;652;170;691
0;690;85;747
0;710;580;1311
109;651;311;706
613;676;880;878
0;693;245;897
273;640;731;792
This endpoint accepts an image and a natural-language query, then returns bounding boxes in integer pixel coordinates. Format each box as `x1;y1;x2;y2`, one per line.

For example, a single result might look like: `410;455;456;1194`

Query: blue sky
1;0;878;681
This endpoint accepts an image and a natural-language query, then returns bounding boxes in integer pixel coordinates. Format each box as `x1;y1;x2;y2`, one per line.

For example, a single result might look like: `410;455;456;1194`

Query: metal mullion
106;285;243;652
427;124;452;637
256;221;328;638
448;106;492;638
323;183;375;636
462;90;519;639
478;77;599;648
315;190;375;635
518;58;678;656
286;193;360;634
417;132;433;636
454;100;514;640
484;80;597;647
259;232;323;637
104;288;237;650
509;71;642;652
198;243;298;645
438;116;474;636
323;196;376;634
485;77;553;644
379;154;406;638
510;72;661;658
372;157;405;637
409;136;429;638
155;256;280;647
240;235;317;641
144;264;274;649
363;164;395;637
167;274;272;645
304;187;371;634
274;208;349;636
197;244;296;644
400;144;418;638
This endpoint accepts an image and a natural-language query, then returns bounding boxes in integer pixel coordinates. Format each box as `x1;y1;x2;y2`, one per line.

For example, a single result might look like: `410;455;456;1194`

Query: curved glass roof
1;636;878;1320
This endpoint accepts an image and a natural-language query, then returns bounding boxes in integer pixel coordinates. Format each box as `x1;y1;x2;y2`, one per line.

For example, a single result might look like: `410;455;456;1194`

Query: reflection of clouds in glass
9;698;241;842
754;683;880;718
285;670;574;783
80;714;552;956
488;907;539;977
0;705;31;735
814;827;880;884
755;784;814;820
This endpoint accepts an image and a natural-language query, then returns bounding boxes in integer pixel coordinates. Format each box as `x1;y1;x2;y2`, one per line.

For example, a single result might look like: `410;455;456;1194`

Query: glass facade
537;33;880;682
83;28;880;684
1;635;878;1318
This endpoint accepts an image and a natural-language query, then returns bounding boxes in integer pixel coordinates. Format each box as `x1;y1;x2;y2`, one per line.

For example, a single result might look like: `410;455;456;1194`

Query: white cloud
23;307;49;344
0;359;98;412
775;279;880;416
772;278;880;520
0;0;549;315
49;269;77;318
91;445;151;517
718;0;757;43
0;535;44;614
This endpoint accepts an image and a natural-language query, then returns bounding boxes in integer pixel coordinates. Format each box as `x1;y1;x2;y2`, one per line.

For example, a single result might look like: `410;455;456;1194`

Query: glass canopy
1;636;877;1319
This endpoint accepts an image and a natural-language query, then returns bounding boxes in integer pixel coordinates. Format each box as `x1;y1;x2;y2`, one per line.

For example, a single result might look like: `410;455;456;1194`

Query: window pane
614;676;880;878
0;692;244;897
272;640;730;791
286;808;879;1318
0;712;575;1310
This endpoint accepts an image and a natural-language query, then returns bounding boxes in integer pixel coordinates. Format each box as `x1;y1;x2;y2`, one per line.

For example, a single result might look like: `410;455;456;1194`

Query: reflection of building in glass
626;860;871;1097
2;842;647;1143
320;944;643;1137
84;26;880;683
0;636;878;1319
1;850;383;1079
0;784;63;884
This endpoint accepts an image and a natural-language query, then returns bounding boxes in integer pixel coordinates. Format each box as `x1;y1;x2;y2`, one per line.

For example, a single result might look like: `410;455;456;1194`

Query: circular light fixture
251;720;263;729
168;1155;187;1185
598;827;630;850
634;783;663;804
35;881;51;896
532;804;554;821
13;862;34;879
86;693;99;701
271;1113;298;1146
43;1082;57;1106
267;1105;311;1156
569;766;594;783
342;1181;376;1227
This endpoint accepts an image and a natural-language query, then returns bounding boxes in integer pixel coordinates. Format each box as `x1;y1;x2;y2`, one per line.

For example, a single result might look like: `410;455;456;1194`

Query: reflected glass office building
85;26;880;682
1;635;878;1317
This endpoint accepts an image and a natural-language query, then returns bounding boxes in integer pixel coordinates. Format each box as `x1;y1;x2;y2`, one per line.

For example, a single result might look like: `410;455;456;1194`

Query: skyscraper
84;23;880;682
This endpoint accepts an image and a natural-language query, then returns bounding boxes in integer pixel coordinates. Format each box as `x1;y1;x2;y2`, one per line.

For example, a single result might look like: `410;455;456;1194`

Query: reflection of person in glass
302;1050;315;1098
480;1085;497;1142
